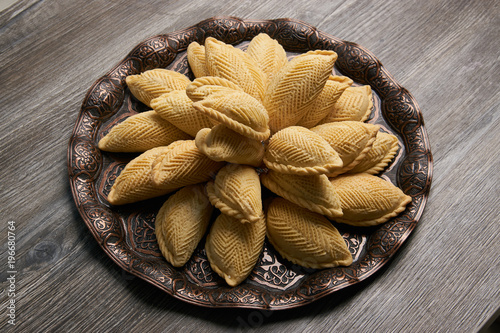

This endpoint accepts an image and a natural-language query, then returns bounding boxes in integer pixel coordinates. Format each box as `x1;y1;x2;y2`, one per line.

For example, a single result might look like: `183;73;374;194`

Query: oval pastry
195;125;265;167
246;33;288;84
260;170;343;218
296;75;353;128
150;90;213;137
311;121;380;176
347;132;400;174
98;111;191;152
155;184;213;267
206;164;264;224
204;37;266;101
318;85;374;124
266;198;352;269
264;126;343;175
125;69;191;107
186;76;243;102
205;213;266;287
187;41;209;78
330;173;412;226
151;140;225;191
192;89;270;141
107;146;178;205
263;50;338;133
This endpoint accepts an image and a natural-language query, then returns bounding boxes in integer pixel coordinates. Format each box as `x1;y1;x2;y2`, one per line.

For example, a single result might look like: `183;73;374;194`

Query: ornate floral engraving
98;162;125;201
251;244;306;290
70;138;101;178
184;248;220;287
127;211;162;257
83;78;124;120
197;17;246;44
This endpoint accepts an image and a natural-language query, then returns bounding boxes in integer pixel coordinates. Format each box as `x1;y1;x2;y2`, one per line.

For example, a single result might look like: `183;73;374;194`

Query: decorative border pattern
68;17;432;309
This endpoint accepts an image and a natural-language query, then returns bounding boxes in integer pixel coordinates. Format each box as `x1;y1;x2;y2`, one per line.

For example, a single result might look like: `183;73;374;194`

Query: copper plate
68;17;432;309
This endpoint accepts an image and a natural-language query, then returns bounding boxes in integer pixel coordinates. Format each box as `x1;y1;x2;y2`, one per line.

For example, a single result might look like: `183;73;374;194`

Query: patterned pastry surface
155;184;213;267
266;198;352;269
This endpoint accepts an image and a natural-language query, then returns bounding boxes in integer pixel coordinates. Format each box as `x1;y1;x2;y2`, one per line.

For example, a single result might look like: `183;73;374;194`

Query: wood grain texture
1;0;499;332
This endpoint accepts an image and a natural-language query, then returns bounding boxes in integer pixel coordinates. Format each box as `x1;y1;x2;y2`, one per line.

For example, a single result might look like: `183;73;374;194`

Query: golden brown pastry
205;213;266;287
296;75;353;128
195;125;265;167
330;173;412;226
317;85;373;124
186;76;243;102
107;146;178;205
206;164;264;224
155;184;213;267
204;37;266;101
192;89;270;141
263;50;337;133
348;132;400;174
98;111;191;152
187;42;209;78
260;170;343;218
125;69;191;107
150;90;213;137
263;126;343;175
151;140;225;191
311;121;380;176
266;198;352;269
246;33;288;84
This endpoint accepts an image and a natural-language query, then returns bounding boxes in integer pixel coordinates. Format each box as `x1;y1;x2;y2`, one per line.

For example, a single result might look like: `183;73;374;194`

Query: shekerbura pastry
311;121;380;176
266;198;352;269
205;213;266;286
205;37;266;101
192;89;270;140
206;164;264;224
264;126;343;175
296;75;353;128
155;184;213;267
195;125;265;167
186;76;243;102
98;111;191;152
330;173;412;226
126;69;191;107
246;33;288;85
318;85;373;124
150;90;213;137
263;50;337;133
260;170;343;218
107;146;177;205
187;42;209;78
151;140;225;191
348;132;399;174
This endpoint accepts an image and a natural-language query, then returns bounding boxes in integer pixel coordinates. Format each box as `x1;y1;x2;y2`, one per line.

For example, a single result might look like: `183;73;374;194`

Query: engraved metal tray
68;17;432;309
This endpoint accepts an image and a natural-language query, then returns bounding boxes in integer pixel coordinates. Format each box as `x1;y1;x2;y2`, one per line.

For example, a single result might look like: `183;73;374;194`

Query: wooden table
1;0;498;332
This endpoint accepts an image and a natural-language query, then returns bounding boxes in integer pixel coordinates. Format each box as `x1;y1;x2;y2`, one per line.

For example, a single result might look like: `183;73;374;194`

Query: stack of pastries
98;34;411;287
